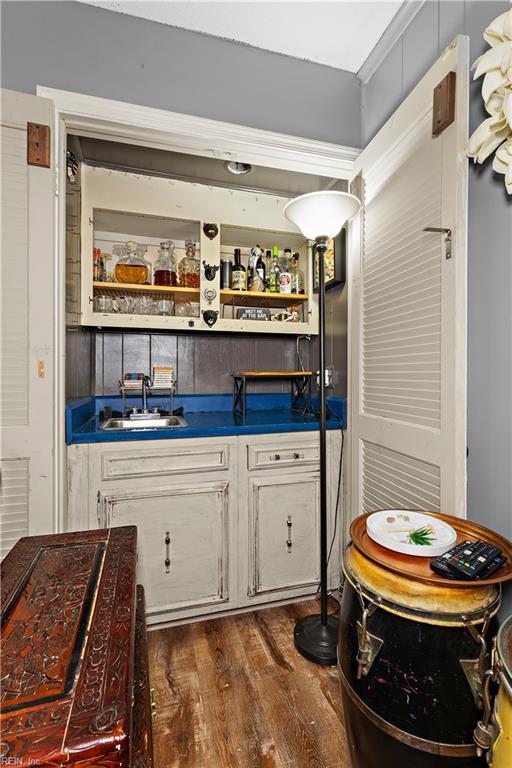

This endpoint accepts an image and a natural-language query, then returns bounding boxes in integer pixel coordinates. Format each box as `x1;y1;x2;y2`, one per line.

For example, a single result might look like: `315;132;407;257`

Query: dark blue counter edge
66;393;347;444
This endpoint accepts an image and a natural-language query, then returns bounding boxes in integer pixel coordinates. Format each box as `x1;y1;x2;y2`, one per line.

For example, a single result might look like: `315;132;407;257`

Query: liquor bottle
282;248;292;270
269;246;281;293
231;248;246;290
265;249;273;276
290;252;305;294
279;248;292;294
255;250;266;289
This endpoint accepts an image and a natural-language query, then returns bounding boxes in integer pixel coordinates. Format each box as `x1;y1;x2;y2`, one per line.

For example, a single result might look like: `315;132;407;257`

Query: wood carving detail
1;543;101;707
0;527;143;767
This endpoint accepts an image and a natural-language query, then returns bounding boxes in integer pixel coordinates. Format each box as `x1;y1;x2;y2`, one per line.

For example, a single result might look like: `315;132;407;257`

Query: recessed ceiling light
225;161;252;176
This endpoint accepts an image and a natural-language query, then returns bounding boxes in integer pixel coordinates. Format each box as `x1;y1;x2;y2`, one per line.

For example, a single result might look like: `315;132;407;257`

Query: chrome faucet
141;375;152;413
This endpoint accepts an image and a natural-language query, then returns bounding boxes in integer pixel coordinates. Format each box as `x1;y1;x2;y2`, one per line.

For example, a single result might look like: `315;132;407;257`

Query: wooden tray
236;371;313;377
350;511;512;587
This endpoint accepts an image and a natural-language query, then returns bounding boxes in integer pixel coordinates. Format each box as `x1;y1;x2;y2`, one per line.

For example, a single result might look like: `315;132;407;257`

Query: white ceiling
81;1;404;72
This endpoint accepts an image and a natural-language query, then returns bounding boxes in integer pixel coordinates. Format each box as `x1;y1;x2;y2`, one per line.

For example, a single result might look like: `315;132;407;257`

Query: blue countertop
66;393;346;444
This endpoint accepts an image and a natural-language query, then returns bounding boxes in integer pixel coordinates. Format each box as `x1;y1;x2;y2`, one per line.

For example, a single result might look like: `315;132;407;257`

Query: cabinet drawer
247;441;319;470
101;481;230;618
100;443;230;481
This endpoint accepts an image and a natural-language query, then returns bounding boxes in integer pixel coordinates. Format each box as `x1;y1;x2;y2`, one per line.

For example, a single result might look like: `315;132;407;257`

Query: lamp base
294;613;339;666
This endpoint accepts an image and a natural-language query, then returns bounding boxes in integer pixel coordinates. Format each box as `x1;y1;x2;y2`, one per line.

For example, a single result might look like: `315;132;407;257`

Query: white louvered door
348;38;469;522
0;89;55;556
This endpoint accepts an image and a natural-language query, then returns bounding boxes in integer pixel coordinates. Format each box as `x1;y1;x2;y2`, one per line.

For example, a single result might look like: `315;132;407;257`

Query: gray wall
1;0;354;402
66;327;94;402
0;1;361;146
361;0;512;540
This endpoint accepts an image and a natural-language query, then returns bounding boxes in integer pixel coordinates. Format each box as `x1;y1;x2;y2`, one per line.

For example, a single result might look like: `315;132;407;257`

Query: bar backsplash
94;330;319;395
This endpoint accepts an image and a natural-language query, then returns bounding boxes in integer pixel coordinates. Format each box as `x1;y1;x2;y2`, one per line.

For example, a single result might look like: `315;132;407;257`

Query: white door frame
36;85;360;532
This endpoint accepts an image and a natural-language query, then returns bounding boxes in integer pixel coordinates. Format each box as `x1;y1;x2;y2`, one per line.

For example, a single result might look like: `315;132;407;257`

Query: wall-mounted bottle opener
203;288;217;304
203;261;220;281
202;310;219;327
203;223;219;240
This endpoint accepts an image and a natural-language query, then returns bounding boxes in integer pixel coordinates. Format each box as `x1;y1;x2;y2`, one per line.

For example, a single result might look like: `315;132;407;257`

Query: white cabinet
99;480;230;622
79;166;318;336
246;472;320;598
238;432;340;607
67;430;342;625
68;437;237;625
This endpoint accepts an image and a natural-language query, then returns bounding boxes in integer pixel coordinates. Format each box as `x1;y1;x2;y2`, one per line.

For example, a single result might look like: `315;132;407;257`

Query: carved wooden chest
0;527;153;767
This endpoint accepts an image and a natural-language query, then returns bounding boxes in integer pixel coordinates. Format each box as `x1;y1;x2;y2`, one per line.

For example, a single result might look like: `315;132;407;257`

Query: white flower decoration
493;138;512;194
467;9;512;194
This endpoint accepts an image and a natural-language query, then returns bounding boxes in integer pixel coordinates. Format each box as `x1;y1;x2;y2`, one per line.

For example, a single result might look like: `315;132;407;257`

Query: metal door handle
286;516;292;552
164;531;171;573
422;226;452;259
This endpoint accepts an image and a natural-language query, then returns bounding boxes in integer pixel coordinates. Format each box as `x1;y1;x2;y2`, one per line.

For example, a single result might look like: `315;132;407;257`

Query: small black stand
232;372;313;420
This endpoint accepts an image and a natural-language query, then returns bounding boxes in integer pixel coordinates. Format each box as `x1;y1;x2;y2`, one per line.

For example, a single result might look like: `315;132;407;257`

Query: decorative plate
366;510;457;557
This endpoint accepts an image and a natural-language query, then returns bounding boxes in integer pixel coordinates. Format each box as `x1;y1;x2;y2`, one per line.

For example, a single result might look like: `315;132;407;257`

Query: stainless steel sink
100;415;188;431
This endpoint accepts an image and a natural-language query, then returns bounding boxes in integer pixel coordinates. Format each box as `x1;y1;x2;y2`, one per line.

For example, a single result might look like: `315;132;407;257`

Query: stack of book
122;372;145;390
152;366;174;390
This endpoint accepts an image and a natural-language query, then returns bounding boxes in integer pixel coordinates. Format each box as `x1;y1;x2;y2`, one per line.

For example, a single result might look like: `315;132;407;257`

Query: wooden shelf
93;281;199;300
220;290;308;308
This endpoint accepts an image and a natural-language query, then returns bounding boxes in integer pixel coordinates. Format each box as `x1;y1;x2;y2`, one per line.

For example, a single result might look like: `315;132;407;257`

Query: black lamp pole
293;236;339;666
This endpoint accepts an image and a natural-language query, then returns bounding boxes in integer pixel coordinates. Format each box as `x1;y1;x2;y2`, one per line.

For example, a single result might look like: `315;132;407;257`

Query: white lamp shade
283;190;361;240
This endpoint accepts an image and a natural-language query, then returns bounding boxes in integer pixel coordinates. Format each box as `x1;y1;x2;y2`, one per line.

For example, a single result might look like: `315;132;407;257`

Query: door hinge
432;71;456;136
27;122;51;168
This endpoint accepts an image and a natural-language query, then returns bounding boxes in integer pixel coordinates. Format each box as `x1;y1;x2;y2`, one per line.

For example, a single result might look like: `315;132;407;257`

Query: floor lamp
284;191;361;666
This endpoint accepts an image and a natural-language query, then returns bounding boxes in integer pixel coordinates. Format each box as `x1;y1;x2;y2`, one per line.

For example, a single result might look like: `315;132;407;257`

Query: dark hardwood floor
147;600;350;768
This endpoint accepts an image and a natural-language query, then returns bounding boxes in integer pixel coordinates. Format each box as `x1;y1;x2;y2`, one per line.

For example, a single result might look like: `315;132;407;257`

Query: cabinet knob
293;453;300;459
274;454;281;461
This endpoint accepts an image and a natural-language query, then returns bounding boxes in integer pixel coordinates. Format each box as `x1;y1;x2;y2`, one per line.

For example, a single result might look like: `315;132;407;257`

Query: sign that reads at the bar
236;307;271;321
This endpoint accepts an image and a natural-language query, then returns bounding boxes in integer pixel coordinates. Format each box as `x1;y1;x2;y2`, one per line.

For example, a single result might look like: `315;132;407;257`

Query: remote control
475;553;507;580
430;540;506;581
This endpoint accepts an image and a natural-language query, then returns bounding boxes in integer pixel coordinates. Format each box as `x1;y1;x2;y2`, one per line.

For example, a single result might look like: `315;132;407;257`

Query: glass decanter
154;240;177;286
178;240;200;288
114;241;149;284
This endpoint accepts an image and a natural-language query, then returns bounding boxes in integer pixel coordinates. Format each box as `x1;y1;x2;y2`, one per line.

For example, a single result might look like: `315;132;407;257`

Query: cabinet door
248;473;320;597
100;480;230;620
1;90;56;555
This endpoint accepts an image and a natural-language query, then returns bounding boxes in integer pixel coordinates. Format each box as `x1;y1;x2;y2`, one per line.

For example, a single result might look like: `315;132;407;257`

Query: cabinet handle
286;516;292;552
150;687;157;718
293;452;300;459
165;531;171;573
273;454;281;461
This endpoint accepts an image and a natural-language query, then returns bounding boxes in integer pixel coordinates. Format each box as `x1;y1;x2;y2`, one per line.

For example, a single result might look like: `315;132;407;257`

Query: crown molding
357;1;426;84
37;86;360;179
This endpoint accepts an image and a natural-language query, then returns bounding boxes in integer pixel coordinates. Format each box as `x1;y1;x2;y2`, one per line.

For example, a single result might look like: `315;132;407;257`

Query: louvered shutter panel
1;89;55;554
362;119;442;432
349;39;468;522
0;459;29;558
0;125;29;427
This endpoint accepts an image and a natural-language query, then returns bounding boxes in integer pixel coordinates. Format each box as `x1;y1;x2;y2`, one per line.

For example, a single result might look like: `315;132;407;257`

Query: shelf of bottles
87;208;314;331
